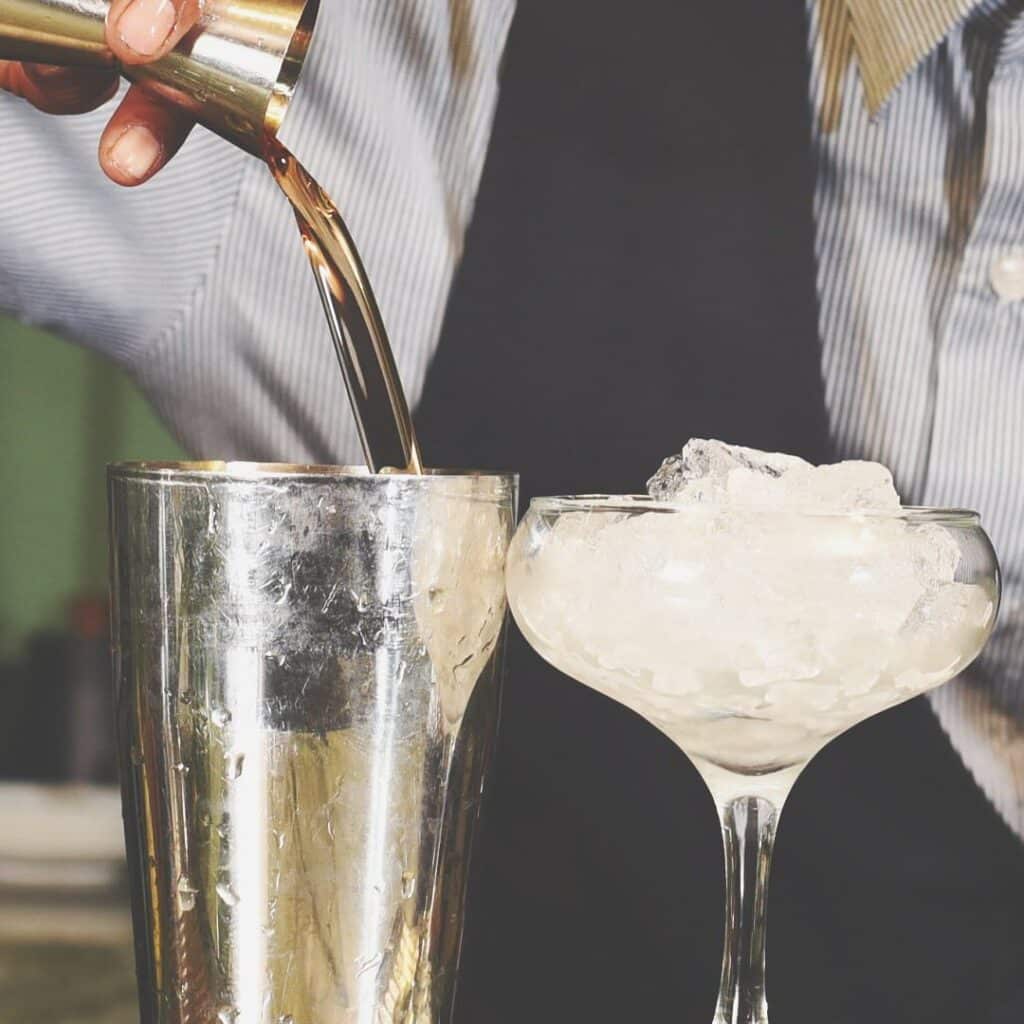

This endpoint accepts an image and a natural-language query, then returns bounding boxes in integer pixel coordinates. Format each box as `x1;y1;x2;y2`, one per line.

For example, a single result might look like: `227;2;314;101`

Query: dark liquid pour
265;137;423;473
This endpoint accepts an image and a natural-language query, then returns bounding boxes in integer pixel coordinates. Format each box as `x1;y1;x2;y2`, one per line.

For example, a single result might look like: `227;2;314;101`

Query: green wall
0;318;186;657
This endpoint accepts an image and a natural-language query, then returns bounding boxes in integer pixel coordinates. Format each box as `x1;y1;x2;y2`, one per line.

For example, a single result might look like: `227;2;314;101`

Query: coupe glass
505;496;999;1024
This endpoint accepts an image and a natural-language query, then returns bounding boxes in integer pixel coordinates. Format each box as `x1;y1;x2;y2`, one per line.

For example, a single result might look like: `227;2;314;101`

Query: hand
0;0;202;186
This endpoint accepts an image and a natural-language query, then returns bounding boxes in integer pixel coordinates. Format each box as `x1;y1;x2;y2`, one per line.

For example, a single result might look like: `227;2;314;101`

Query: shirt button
990;250;1024;300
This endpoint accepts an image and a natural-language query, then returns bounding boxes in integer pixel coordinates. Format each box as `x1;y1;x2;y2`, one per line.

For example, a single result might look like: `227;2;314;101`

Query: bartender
2;1;1023;1021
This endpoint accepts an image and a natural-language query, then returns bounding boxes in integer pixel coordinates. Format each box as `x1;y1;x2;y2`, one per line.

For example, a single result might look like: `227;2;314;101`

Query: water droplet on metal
428;586;446;609
355;951;384;976
216;882;240;907
277;1016;294;1024
401;871;416;898
174;761;190;776
177;875;198;911
211;705;232;728
217;816;231;840
225;751;245;780
321;581;340;613
217;1006;238;1024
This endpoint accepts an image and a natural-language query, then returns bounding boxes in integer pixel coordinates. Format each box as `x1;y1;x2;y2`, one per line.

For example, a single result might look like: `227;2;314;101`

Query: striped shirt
809;0;1024;835
0;0;516;462
1;1;1022;831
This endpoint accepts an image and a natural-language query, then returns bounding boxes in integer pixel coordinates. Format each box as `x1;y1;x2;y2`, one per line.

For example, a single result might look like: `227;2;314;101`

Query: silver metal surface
108;462;517;1023
0;0;318;154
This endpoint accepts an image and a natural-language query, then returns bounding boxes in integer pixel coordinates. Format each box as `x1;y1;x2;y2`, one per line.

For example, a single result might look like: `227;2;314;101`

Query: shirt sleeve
0;0;516;465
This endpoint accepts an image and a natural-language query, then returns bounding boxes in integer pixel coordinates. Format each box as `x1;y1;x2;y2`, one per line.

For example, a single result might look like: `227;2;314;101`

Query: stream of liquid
264;138;423;473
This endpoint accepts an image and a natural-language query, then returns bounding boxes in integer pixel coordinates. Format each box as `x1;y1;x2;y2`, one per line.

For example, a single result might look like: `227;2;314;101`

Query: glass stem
714;796;779;1024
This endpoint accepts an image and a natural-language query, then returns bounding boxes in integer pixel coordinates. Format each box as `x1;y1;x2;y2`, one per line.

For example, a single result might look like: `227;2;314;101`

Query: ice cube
765;681;840;712
725;468;790;507
909;523;962;586
648;440;899;511
647;439;809;502
837;665;881;696
780;461;900;511
905;582;995;635
651;667;702;695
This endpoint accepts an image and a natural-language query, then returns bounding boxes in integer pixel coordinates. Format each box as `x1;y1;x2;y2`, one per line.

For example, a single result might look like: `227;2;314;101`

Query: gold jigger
0;0;320;154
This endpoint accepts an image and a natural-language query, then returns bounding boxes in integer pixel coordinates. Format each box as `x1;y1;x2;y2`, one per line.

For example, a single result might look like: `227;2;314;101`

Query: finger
106;0;203;66
98;84;194;186
0;61;118;115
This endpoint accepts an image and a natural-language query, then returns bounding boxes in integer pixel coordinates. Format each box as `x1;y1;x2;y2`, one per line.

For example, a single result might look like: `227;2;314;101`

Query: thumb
105;0;203;66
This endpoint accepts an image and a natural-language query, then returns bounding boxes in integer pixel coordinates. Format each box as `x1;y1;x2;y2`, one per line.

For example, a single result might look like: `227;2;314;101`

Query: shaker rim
107;461;518;484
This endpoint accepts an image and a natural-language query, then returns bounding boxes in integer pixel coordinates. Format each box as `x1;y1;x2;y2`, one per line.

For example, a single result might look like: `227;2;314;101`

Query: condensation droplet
217;1007;238;1024
225;752;245;780
217;816;230;840
277;1016;295;1024
216;882;240;908
173;762;190;776
321;581;340;613
355;951;384;976
401;871;416;898
177;875;198;912
428;586;446;610
211;705;232;728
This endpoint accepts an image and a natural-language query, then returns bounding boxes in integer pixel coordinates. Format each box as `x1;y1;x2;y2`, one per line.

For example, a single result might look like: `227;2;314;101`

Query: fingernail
115;0;178;57
108;125;162;180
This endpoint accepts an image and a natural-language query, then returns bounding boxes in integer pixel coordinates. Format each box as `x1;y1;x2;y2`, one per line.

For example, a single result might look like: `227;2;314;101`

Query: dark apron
417;2;1024;1020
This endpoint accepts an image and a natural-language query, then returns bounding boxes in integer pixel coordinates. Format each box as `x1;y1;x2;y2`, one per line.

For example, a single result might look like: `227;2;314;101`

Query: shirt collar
845;0;981;113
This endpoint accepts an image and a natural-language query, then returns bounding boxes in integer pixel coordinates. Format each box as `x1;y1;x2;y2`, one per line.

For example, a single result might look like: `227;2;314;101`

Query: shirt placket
922;30;1024;687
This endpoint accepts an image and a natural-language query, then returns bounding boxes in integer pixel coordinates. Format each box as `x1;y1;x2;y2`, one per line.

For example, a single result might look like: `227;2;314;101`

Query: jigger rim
265;0;322;140
108;461;518;483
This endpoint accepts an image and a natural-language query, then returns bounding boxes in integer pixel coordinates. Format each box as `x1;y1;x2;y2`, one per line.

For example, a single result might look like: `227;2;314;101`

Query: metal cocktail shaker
108;462;517;1023
0;0;318;153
